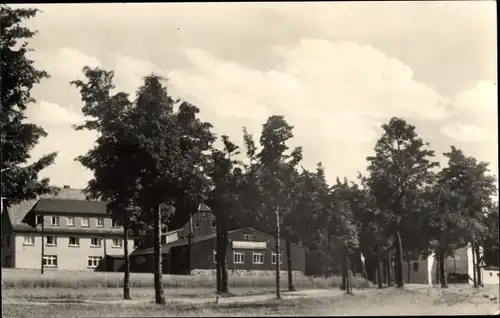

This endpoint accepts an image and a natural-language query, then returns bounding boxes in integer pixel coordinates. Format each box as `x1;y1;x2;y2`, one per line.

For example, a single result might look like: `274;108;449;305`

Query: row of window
36;215;120;228
213;250;283;265
23;236;124;248
42;255;103;269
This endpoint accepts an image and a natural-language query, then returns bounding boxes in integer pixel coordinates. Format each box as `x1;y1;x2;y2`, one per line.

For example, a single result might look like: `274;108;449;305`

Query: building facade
130;209;307;275
0;187;177;272
401;245;499;285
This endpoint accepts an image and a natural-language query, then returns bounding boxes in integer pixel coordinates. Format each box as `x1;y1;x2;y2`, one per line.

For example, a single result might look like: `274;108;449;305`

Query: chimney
63;185;70;189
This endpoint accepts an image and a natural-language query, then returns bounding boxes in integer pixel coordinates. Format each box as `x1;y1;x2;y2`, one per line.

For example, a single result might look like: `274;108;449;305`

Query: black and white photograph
1;1;498;316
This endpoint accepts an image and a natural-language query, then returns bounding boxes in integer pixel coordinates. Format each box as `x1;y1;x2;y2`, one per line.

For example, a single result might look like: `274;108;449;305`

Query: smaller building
401;245;500;285
130;227;307;276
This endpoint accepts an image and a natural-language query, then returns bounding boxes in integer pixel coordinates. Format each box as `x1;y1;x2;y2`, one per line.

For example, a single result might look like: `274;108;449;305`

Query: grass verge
2;268;369;289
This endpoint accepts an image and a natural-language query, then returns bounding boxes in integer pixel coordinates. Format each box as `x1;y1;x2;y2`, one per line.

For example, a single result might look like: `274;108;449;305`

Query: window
112;220;119;228
271;252;283;265
24;236;34;246
36;215;43;225
51;216;59;226
90;238;102;247
5;235;10;247
96;218;104;228
69;237;80;247
43;255;57;268
213;249;217;263
87;256;102;269
194;221;200;228
233;251;245;264
67;217;75;227
133;239;143;248
210;221;216;228
112;238;123;248
81;217;89;227
413;262;419;272
46;236;57;246
253;252;264;264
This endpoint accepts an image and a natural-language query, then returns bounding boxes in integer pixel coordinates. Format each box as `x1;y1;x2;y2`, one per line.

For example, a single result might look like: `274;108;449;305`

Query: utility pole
40;210;44;275
275;206;281;299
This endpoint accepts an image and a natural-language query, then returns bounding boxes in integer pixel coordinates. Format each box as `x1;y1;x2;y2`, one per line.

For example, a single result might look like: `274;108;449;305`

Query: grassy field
2;285;499;317
1;268;369;289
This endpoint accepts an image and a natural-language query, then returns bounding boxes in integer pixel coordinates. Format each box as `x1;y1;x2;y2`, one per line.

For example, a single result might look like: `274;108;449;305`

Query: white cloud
112;53;167;96
168;39;452;180
30;47;101;80
25;100;84;126
442;81;497;143
440;123;487;143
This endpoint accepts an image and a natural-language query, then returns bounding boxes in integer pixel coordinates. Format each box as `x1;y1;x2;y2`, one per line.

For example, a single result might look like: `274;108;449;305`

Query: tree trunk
439;249;448;288
187;211;193;275
286;240;295;291
346;250;353;295
341;248;347;290
435;252;440;285
394;230;404;288
471;242;477;287
220;226;229;293
216;226;222;293
475;246;482;287
154;206;166;304
376;252;383;289
123;216;131;300
407;260;411;284
275;207;281;299
386;255;393;287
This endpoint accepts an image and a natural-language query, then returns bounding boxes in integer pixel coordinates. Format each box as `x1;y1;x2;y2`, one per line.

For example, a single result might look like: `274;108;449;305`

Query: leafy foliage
1;5;57;207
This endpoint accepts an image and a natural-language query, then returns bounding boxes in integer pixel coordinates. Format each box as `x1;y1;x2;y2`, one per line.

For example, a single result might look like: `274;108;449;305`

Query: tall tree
436;146;497;287
71;67;141;300
130;75;215;304
366;117;439;288
252;116;303;293
1;5;57;208
331;178;359;293
350;177;393;288
206;135;244;294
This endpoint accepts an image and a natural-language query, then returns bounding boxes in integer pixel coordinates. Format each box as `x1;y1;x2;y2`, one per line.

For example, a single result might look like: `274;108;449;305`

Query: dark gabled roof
131;230;230;256
5;198;39;232
4;188;105;233
34;198;107;215
131;228;284;256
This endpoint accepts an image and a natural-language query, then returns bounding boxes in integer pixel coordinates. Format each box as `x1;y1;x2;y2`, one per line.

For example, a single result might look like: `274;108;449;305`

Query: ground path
2;288;370;306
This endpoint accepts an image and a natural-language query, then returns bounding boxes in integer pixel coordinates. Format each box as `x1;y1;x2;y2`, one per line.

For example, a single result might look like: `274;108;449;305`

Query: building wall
401;246;481;285
482;269;500;285
190;229;306;273
13;233;134;271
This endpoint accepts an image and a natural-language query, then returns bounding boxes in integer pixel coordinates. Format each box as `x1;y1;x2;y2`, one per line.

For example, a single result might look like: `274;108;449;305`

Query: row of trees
2;6;498;305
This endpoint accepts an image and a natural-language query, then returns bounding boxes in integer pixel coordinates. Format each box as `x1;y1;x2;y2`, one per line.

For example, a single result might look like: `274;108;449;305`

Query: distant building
0;187;177;271
401;245;499;285
130;208;307;275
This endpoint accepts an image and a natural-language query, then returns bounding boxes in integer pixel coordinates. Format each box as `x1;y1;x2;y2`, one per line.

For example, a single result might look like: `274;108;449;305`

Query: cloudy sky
17;2;497;190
